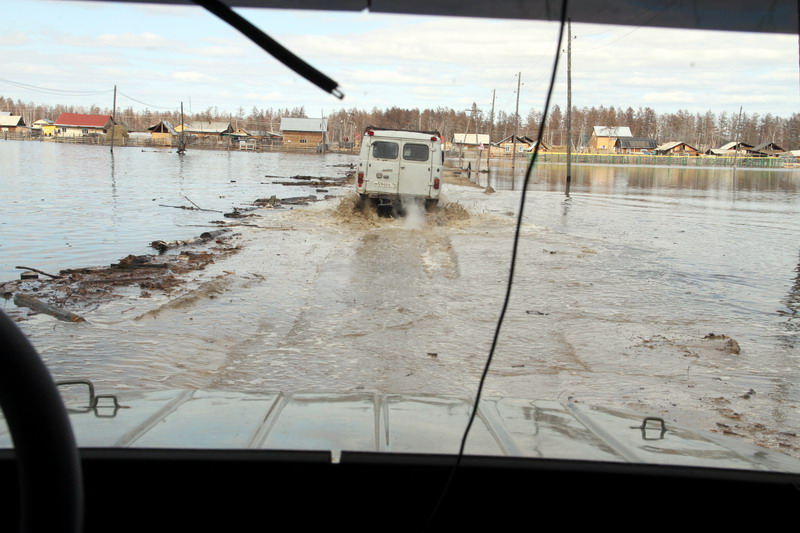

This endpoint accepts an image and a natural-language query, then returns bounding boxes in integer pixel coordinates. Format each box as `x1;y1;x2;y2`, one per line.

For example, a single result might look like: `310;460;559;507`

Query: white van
356;127;444;211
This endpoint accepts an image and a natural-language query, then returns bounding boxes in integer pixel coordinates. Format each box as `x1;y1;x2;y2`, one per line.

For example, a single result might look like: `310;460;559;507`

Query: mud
134;274;234;321
2;234;241;321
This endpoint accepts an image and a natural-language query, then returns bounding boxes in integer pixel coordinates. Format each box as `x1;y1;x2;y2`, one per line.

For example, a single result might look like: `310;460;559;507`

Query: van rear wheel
425;199;439;212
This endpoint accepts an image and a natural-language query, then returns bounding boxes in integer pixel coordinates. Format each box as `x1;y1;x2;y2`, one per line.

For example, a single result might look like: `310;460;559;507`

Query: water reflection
458;156;800;195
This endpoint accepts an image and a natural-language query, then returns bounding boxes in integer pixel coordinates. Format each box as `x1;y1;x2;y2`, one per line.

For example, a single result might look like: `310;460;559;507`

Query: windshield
1;1;799;471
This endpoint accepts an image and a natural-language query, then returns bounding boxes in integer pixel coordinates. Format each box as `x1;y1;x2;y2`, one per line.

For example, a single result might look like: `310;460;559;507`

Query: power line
0;77;112;97
117;91;179;110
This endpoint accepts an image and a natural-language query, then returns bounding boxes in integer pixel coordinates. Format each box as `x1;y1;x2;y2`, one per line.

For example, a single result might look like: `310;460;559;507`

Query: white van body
356;128;443;210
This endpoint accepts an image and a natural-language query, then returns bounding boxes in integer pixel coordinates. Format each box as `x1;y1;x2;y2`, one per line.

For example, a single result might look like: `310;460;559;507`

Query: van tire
425;199;439;212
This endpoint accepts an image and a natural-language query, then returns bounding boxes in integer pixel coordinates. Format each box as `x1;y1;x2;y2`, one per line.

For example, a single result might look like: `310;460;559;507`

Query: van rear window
372;142;399;159
403;143;429;161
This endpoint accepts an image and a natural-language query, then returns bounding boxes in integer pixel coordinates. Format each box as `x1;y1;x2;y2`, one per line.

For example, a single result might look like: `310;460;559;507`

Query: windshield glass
1;0;798;470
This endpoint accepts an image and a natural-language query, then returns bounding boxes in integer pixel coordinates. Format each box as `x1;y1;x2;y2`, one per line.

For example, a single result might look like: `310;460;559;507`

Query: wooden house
452;133;490;154
751;142;785;157
452;133;490;147
718;141;755;153
176;121;233;137
655;141;700;156
147;120;177;145
0;115;26;132
489;135;548;156
615;136;657;154
590;126;632;152
32;119;55;136
280;117;327;148
53;113;114;137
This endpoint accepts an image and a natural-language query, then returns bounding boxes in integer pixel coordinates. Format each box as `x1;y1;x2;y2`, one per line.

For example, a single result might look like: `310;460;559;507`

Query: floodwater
0;140;353;280
2;141;800;457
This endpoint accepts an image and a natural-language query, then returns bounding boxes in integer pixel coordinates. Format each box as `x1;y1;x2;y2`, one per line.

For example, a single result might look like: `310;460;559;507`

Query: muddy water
4;141;800;457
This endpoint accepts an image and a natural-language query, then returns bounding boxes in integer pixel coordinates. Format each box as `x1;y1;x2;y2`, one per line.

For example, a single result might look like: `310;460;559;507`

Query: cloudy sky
1;0;798;119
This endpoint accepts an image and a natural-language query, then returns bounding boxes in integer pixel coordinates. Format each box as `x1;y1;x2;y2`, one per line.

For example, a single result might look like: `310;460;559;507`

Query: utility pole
178;102;186;154
565;19;573;197
321;109;326;153
733;105;743;168
110;84;117;154
511;72;521;191
486;89;495;189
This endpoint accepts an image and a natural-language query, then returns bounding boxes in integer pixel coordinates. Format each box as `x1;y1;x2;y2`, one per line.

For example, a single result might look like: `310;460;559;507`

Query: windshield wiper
194;0;344;99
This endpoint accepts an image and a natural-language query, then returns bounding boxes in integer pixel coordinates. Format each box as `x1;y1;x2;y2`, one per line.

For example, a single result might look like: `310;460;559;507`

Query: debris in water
13;293;86;323
16;266;62;279
702;333;741;354
134;274;233;321
2;232;240;320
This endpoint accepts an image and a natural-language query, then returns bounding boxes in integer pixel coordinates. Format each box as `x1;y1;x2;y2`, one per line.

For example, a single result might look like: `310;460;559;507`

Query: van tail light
357;172;364;187
433;178;440;190
366;130;374;136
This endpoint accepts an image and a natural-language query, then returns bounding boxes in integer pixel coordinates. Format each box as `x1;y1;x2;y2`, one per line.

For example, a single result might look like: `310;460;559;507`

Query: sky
1;0;798;120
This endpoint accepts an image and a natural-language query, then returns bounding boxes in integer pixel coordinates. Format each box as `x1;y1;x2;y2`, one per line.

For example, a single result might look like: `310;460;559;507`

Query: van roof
367;129;441;141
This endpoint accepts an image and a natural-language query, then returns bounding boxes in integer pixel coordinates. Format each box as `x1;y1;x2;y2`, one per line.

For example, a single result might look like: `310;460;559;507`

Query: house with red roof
53;113;115;137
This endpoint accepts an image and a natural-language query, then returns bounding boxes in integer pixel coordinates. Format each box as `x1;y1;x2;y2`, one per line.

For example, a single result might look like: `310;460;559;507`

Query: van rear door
397;141;432;196
366;139;400;195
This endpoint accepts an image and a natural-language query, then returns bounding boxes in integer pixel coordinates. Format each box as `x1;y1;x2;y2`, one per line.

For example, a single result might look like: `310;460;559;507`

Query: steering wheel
0;309;83;532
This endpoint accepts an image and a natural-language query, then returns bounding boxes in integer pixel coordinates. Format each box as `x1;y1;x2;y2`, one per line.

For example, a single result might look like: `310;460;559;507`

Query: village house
655;141;701;156
176;121;233;137
451;133;490;154
718;141;755;154
590;126;632;152
615;136;657;154
248;130;282;144
53;112;115;137
280;117;327;149
493;135;537;155
751;142;785;157
0;114;27;133
147;120;177;145
32;119;55;136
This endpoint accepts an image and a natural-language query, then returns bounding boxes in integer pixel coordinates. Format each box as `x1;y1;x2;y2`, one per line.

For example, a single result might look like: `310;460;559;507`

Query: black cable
423;0;570;528
194;0;343;99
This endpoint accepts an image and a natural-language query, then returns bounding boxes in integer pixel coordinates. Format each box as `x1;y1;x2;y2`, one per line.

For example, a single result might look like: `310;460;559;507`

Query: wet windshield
1;1;799;468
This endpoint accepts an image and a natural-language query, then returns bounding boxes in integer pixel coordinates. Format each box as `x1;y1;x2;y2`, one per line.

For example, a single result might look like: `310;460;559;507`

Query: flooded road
3;141;800;458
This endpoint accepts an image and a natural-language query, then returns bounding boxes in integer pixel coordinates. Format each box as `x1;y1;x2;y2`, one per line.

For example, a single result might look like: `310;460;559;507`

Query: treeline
2;95;797;150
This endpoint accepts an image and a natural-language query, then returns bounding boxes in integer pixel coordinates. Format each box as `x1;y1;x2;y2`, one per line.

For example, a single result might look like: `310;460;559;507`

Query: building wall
151;132;173;146
591;135;614;151
283;131;323;148
57;126;106;137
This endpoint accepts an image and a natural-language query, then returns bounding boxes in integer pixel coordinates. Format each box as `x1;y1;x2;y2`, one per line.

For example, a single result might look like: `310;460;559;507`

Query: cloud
641;91;697;104
198;46;246;57
0;32;30;45
172;71;219;83
56;32;179;50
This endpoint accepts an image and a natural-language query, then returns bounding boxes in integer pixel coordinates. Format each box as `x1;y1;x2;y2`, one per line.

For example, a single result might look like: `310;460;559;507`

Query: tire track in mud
421;232;459;280
210;201;468;392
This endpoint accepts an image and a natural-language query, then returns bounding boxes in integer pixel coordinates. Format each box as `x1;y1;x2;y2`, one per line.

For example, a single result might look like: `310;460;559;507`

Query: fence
1;132;357;154
533;152;796;169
